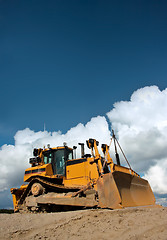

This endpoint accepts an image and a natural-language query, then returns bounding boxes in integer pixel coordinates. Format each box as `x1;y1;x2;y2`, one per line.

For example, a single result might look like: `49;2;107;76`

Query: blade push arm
86;139;103;174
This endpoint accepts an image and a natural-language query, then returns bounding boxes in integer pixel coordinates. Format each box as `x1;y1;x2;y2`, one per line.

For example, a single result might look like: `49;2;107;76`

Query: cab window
53;149;73;175
54;150;64;174
68;151;73;160
43;148;73;175
43;152;52;164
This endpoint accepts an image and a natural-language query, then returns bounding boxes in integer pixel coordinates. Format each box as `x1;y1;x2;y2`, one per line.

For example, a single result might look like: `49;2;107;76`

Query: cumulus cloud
1;85;167;208
107;85;167;195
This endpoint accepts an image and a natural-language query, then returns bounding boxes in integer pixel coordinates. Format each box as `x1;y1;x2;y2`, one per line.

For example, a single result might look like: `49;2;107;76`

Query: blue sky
0;0;167;146
0;1;167;208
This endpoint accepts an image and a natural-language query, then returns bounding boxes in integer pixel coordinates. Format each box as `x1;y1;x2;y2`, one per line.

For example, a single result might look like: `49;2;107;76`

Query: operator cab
43;147;73;175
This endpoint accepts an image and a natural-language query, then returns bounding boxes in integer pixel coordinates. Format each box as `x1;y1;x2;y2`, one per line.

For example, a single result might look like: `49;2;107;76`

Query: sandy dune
0;207;166;240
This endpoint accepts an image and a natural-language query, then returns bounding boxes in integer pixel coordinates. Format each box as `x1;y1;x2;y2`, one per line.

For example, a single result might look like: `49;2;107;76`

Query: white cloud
144;158;167;194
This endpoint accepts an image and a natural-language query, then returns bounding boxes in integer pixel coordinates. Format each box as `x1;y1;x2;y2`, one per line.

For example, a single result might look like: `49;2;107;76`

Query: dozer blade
97;172;156;209
11;186;27;212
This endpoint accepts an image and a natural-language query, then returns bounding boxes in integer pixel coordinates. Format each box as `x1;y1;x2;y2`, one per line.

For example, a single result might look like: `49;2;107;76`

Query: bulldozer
11;132;156;212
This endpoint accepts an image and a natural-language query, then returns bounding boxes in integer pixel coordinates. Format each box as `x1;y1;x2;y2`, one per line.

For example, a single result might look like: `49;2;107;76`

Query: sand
0;207;167;240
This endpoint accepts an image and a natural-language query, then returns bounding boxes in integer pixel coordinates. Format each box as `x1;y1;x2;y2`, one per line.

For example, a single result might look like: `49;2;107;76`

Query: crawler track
17;177;81;212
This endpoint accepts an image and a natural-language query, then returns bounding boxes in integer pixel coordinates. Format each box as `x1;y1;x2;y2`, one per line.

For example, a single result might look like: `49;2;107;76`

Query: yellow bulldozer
11;132;156;212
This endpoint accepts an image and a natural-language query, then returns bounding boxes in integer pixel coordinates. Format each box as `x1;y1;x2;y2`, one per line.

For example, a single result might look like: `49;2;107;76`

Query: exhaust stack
78;143;85;158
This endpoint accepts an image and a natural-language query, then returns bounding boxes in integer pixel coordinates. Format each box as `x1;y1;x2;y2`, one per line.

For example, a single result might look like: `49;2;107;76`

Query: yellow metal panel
64;177;89;187
87;161;99;181
64;159;90;187
64;158;99;187
24;163;53;182
66;160;87;179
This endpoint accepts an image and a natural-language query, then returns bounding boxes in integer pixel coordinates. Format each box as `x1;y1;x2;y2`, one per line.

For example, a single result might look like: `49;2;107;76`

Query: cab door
53;150;65;175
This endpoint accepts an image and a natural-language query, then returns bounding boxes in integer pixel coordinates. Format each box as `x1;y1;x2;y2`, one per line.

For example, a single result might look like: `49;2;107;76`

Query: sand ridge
0;207;167;240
